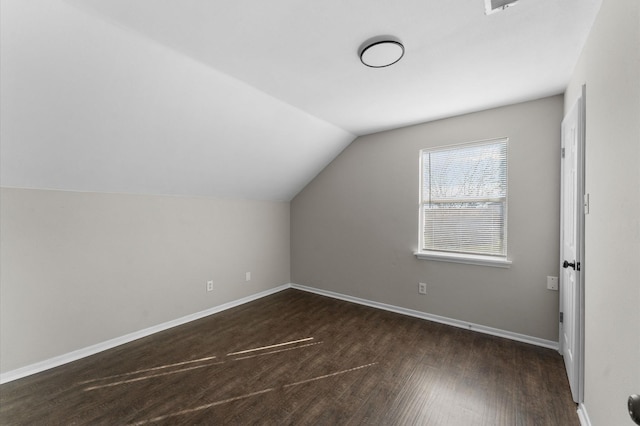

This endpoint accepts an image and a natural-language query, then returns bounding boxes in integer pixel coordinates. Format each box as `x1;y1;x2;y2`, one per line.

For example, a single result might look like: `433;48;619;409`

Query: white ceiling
0;0;601;201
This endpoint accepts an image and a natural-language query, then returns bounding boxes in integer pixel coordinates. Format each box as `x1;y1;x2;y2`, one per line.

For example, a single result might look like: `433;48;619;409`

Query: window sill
414;251;512;268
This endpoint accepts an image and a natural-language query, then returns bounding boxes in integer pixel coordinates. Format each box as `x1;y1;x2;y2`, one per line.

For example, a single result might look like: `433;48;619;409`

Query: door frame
560;84;586;403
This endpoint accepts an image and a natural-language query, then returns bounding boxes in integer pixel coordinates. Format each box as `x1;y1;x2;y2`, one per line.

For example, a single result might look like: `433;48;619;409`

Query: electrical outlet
245;272;251;282
418;282;427;295
547;276;558;291
207;280;214;292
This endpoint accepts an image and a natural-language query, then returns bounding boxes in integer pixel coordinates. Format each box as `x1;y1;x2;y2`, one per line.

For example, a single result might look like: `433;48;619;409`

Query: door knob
630;394;640;425
563;260;576;270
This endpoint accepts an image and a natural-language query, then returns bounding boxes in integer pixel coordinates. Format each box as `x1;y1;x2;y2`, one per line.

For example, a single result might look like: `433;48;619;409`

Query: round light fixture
359;36;404;68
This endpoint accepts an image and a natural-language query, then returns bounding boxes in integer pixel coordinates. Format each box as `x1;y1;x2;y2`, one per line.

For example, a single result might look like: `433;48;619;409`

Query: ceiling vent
484;0;519;15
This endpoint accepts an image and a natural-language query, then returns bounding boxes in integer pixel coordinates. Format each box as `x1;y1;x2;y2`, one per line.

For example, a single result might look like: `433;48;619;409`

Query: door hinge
561;147;565;158
560;312;564;323
584;193;590;214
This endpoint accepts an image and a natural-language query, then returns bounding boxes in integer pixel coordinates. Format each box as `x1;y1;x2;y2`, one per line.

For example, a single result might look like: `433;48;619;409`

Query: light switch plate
547;276;558;291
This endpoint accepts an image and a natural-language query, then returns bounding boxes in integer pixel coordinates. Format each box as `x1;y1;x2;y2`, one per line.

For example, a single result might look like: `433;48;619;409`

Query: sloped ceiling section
1;0;601;201
0;0;355;201
61;0;601;135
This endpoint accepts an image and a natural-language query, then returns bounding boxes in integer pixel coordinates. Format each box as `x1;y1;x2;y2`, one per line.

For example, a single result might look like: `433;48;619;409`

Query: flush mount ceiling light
359;36;404;68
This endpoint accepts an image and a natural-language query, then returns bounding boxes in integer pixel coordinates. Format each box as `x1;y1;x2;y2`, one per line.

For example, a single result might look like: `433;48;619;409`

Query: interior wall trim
0;284;291;384
577;403;592;426
290;283;560;351
2;282;559;384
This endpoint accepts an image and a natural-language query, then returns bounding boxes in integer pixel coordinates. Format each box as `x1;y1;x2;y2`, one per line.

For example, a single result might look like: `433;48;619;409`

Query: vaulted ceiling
0;0;601;200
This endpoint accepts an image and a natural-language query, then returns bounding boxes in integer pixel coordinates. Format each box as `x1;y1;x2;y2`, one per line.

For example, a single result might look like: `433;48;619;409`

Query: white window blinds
420;139;508;257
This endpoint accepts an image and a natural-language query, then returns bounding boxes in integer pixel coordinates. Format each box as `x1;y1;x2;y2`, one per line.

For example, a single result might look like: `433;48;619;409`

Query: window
416;138;511;267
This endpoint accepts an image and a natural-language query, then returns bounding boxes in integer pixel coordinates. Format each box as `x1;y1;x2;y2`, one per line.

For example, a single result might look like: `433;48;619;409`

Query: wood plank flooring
0;289;579;425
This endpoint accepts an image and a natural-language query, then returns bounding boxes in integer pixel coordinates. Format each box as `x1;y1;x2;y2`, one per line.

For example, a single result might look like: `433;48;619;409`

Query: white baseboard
290;283;559;351
577;403;591;426
0;284;290;384
1;282;559;384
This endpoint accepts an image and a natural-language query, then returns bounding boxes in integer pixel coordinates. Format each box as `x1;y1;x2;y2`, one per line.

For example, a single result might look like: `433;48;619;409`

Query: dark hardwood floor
0;289;579;425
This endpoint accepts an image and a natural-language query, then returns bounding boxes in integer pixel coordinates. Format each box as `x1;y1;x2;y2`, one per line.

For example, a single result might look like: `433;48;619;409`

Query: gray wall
0;188;290;373
292;95;563;342
565;0;640;424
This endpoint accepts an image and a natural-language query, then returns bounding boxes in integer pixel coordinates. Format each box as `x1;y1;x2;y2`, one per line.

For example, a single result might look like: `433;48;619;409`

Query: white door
560;87;585;403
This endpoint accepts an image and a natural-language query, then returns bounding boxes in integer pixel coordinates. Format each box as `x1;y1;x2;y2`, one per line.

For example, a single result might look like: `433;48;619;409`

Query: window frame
414;138;512;268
